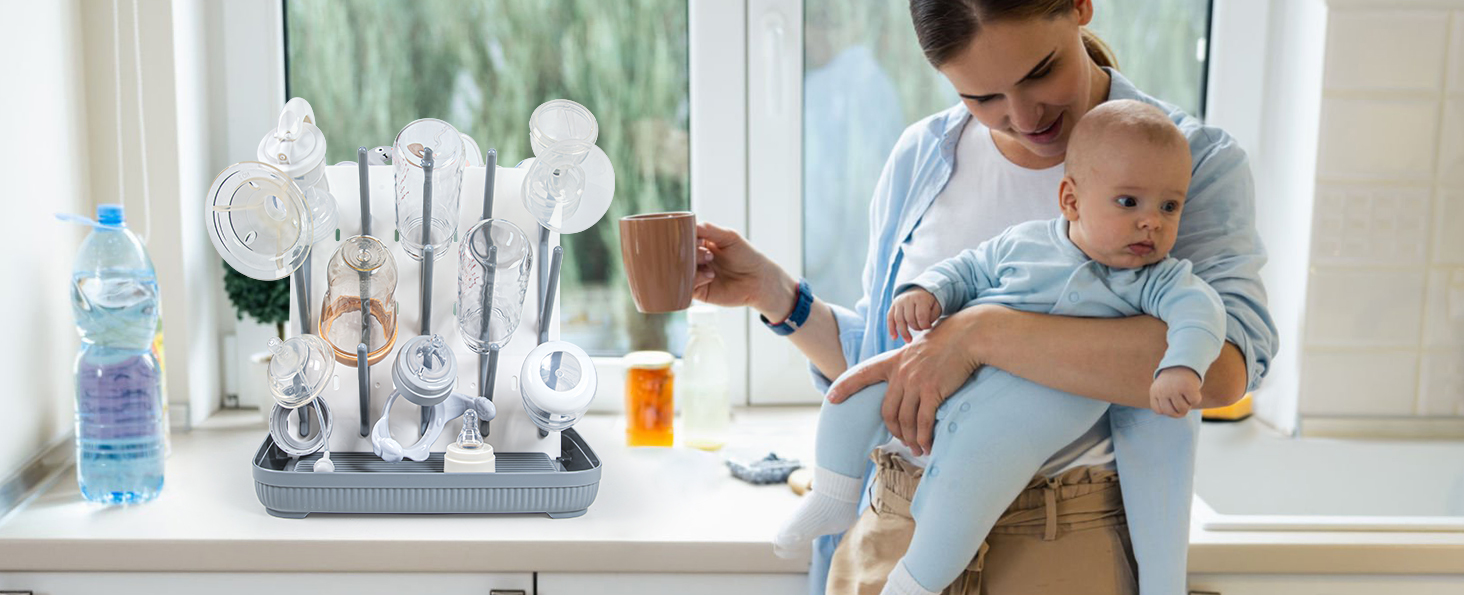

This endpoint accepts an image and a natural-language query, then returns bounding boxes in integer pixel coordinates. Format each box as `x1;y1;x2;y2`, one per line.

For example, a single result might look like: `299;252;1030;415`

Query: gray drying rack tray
252;427;601;519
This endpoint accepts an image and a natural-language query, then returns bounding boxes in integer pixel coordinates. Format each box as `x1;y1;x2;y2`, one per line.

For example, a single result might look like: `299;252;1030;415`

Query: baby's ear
1058;175;1080;221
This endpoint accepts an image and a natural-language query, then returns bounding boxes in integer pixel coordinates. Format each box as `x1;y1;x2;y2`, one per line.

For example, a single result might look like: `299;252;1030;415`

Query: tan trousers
827;450;1138;595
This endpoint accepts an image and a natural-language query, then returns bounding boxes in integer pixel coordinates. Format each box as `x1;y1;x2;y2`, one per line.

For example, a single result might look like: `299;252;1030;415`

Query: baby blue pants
816;367;1198;594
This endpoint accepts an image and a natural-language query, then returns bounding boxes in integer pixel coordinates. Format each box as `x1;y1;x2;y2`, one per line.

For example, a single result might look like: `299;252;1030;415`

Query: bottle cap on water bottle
97;204;125;227
688;305;718;328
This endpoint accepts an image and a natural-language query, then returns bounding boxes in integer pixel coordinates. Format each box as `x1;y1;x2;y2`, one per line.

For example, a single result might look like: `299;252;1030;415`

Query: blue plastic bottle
71;204;165;504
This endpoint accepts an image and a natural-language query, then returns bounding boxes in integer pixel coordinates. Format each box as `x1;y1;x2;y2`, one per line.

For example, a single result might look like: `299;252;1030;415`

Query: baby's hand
887;289;941;343
1150;367;1203;418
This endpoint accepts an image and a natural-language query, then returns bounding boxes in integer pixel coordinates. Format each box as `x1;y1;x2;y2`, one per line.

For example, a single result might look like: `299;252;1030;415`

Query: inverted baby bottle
265;334;335;410
257;98;338;244
206;162;312;281
319;235;398;366
457;218;533;353
393;118;465;260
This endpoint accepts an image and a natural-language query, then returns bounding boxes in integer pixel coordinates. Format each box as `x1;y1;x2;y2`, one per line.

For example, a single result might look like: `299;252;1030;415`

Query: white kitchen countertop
1;408;1462;576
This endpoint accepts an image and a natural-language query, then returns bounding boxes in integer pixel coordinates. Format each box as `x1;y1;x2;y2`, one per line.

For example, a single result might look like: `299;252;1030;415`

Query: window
261;0;1216;407
283;0;691;359
799;0;1213;312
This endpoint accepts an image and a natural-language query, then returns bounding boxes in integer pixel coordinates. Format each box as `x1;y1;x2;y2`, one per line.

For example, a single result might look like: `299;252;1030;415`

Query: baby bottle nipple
457;409;485;450
445;408;496;474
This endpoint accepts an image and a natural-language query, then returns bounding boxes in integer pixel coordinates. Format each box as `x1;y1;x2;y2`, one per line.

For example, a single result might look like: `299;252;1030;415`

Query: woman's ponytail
1080;26;1119;70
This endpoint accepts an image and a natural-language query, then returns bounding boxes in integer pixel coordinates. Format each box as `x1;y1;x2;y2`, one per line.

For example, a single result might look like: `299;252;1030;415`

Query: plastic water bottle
681;306;730;451
71;205;165;504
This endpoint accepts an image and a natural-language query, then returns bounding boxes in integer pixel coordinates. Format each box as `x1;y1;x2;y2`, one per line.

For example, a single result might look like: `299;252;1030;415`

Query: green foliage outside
222;260;290;340
284;0;689;355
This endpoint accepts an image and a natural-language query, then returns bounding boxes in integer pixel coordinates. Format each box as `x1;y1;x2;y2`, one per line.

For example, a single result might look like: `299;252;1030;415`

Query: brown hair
909;0;1118;70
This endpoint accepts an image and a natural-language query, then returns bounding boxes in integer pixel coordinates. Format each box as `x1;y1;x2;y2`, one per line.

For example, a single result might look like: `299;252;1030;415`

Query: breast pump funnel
206;162;312;281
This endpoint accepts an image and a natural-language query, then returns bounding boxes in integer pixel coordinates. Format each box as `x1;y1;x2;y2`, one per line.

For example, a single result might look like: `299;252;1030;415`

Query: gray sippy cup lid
391;334;458;406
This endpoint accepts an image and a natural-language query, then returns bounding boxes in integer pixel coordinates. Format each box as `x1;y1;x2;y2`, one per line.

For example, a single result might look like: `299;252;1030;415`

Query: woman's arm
970;306;1247;409
755;271;850;380
692;223;850;379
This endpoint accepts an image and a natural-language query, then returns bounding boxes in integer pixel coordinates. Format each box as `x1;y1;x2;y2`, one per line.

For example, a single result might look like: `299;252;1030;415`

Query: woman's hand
693;221;798;320
826;306;991;456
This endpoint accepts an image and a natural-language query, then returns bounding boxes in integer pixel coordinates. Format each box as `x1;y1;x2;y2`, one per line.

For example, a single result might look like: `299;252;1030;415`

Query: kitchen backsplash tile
1423;267;1464;348
1316;97;1438;181
1324;9;1448;92
1418;350;1464;416
1299;349;1420;416
1304;267;1427;347
1311;184;1431;265
1439;100;1464;186
1450;11;1464;92
1297;6;1464;427
1434;188;1464;263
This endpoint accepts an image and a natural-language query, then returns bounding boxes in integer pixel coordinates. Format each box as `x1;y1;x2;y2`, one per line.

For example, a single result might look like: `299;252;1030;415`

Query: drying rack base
251;427;601;519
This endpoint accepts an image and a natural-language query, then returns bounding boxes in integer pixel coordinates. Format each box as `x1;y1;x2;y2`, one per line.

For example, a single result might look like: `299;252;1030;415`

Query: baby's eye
1114;196;1138;208
1162;201;1181;213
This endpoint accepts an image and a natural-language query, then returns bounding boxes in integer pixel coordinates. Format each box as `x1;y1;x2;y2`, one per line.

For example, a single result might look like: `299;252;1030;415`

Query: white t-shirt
882;118;1116;477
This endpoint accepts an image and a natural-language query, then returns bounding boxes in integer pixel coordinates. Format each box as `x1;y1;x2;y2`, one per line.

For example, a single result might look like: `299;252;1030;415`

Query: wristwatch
761;278;813;336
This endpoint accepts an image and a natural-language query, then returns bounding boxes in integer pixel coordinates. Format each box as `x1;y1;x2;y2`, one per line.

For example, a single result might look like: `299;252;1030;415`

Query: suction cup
266;335;336;409
521;141;615;234
529;99;599;157
206;161;311;281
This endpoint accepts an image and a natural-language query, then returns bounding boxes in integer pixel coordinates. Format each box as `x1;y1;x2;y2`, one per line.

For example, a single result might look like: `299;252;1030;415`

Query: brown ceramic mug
619;212;696;313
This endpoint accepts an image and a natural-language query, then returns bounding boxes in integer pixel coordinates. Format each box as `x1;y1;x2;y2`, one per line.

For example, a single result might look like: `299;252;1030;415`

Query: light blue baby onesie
816;216;1226;592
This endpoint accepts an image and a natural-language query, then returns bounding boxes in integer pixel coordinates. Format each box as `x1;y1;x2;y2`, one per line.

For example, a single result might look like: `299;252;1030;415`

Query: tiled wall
1300;6;1464;419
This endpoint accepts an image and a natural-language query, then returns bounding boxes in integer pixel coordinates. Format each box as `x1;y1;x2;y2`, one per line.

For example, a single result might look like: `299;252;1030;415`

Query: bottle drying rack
250;153;602;519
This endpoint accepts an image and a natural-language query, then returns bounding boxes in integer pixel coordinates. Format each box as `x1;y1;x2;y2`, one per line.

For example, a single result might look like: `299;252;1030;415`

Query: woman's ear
1059;175;1081;221
1073;0;1095;26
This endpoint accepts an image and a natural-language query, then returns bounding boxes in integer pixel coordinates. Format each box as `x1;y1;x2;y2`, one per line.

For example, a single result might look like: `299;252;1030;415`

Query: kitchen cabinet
1187;573;1464;594
0;572;535;595
536;572;807;594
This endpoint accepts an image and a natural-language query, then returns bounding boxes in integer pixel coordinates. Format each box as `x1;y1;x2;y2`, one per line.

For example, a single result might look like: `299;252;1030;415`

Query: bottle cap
688;305;718;328
97;204;125;227
623;350;674;369
257;98;328;179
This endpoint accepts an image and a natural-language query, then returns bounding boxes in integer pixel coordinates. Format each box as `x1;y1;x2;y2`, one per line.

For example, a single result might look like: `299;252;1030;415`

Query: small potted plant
222;260;290;413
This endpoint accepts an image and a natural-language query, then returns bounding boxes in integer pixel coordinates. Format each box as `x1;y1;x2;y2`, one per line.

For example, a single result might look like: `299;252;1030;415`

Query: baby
773;100;1226;595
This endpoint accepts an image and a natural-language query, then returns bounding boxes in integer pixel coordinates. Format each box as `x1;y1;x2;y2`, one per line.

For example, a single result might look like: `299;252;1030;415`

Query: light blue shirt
902;218;1226;381
806;68;1279;592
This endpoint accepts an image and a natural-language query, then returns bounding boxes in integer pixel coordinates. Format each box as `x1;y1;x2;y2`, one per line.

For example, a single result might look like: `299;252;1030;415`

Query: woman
692;0;1276;594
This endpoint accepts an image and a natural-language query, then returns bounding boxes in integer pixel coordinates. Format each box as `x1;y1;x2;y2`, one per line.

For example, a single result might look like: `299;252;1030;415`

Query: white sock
881;560;939;595
771;467;863;558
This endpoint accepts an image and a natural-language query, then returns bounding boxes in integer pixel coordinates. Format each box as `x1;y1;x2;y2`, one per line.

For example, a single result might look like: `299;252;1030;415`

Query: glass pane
802;1;957;309
284;0;690;357
800;1;1211;311
1088;0;1211;118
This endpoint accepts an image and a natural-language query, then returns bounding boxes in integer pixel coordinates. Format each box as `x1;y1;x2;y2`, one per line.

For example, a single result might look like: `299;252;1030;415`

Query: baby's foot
771;468;863;558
